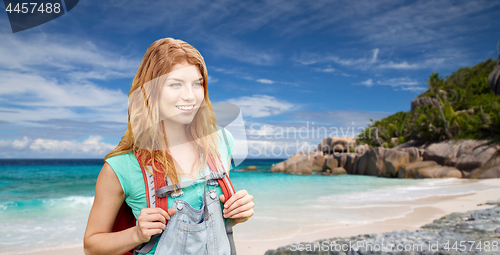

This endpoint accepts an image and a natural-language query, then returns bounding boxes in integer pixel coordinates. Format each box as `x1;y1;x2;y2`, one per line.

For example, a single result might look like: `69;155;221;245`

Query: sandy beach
235;178;500;255
19;178;500;255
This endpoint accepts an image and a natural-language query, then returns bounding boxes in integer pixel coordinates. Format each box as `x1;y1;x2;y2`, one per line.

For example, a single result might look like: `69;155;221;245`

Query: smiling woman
83;38;254;255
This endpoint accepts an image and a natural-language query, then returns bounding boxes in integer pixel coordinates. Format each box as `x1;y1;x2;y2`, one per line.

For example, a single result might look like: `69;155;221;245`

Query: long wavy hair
104;38;221;186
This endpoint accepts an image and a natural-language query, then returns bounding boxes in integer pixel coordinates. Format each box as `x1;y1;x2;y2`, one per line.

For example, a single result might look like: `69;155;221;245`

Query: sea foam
0;196;94;254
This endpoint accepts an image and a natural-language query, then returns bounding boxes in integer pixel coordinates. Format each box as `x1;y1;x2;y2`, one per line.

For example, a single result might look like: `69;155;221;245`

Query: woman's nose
181;85;195;101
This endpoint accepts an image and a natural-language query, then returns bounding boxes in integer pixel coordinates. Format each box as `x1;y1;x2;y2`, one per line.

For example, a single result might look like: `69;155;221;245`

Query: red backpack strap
134;151;168;210
132;151;168;255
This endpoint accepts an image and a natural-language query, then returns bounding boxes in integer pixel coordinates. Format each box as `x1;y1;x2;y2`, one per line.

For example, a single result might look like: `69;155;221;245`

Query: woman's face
159;60;205;125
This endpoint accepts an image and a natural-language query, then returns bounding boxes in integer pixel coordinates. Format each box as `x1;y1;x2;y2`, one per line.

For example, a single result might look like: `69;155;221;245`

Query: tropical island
260;58;500;255
269;58;500;180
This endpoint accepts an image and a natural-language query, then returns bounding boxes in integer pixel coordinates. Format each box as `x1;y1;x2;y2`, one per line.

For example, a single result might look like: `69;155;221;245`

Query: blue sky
0;0;499;158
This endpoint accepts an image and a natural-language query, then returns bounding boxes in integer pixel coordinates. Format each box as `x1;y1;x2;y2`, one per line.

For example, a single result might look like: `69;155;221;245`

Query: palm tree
427;73;453;140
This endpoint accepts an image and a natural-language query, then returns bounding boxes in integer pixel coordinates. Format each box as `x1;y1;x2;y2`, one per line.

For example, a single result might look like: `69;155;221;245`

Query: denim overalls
152;166;232;255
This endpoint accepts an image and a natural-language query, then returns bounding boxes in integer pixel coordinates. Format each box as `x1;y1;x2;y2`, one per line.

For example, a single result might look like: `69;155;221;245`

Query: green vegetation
357;58;500;147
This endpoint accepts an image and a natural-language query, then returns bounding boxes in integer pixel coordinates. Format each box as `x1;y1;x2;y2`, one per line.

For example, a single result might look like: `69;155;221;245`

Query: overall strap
207;152;237;255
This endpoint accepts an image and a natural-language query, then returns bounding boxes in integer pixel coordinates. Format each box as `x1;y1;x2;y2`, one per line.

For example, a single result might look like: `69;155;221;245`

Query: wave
0;196;94;213
0;196;94;254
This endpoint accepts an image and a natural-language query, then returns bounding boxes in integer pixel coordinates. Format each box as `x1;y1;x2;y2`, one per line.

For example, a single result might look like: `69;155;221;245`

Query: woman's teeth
176;105;194;110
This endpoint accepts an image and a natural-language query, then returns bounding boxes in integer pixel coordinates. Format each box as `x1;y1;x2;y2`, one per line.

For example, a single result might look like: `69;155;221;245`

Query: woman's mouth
175;104;195;113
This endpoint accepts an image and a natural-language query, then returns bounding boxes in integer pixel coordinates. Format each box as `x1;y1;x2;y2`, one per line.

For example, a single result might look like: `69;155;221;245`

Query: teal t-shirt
105;127;235;254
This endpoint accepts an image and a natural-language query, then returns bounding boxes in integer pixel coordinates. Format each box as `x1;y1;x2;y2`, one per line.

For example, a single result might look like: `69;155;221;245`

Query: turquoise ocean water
0;158;497;254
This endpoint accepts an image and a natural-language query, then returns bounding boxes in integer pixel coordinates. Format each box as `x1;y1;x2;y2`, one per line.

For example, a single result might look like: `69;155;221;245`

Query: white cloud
376;77;421;88
400;86;428;92
11;136;31;150
0;135;116;157
205;34;278;66
287;110;392;130
317;67;336;73
208;75;219;83
0;140;12;148
29;135;115;156
294;48;433;71
294;45;476;72
0;34;138;79
371;48;379;63
356;77;427;92
360;79;374;87
210;68;300;89
313;66;354;77
349;1;499;48
0;107;77;125
256;79;274;84
0;70;128;123
0;34;132;128
0;71;127;108
294;49;379;68
224;95;297;118
378;61;420;70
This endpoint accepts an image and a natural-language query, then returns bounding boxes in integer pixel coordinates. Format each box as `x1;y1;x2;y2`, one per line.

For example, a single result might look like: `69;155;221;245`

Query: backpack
111;151;236;255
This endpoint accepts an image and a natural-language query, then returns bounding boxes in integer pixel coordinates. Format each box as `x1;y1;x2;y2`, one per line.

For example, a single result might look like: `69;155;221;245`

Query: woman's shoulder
106;150;135;161
105;151;138;171
104;151;140;196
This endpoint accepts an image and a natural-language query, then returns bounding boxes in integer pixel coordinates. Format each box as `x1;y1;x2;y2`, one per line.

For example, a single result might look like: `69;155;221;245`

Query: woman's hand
135;207;176;243
220;190;254;224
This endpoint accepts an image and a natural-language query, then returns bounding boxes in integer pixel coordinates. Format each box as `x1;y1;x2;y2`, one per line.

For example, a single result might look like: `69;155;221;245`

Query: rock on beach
270;137;500;180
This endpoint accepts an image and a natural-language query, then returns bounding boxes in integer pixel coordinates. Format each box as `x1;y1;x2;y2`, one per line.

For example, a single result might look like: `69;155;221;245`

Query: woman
84;38;254;255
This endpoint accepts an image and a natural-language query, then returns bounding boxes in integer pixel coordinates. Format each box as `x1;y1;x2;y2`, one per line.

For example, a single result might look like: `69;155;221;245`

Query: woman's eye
170;83;181;87
194;82;202;87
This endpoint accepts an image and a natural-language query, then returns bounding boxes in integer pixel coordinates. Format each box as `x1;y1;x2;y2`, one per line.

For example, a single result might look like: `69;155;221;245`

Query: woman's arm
83;163;173;255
